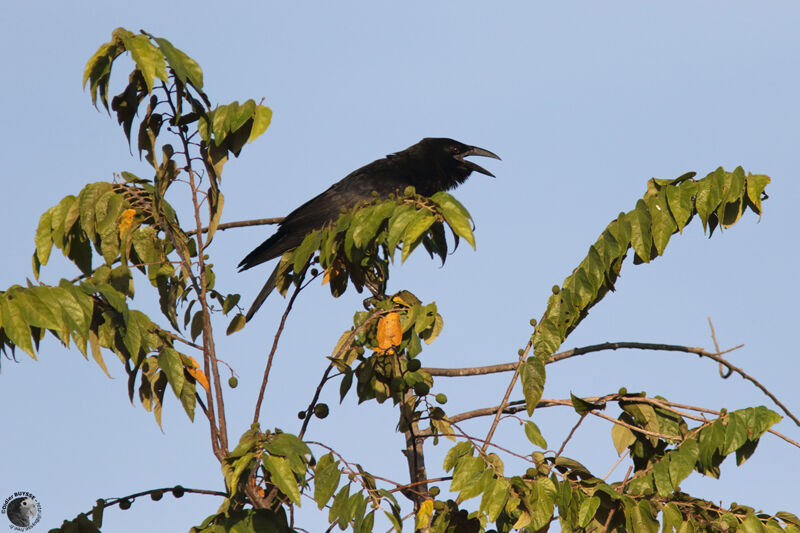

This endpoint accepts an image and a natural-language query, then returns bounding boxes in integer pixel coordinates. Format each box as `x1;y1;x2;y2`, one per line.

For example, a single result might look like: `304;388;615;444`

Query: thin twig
603;449;629;481
708;317;733;378
590;410;681;440
298;363;335;439
387;477;452;494
298;307;387;438
555;413;588;459
481;341;531;452
186;216;285;236
253;280;304;424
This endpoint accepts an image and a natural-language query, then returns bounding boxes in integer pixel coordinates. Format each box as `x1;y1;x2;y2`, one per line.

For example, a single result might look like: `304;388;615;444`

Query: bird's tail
245;264;279;321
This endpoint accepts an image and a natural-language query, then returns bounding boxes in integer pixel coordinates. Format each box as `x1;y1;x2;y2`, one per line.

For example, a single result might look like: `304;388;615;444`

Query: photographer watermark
1;492;41;531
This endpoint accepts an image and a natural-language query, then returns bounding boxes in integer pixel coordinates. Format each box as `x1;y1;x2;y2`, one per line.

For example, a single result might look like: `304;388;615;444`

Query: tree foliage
1;28;796;533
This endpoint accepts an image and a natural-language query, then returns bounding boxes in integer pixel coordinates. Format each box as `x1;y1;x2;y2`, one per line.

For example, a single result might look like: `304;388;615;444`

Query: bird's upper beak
458;145;501;177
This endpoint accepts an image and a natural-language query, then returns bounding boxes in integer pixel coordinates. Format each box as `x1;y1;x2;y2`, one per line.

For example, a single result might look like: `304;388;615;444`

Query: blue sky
1;2;798;532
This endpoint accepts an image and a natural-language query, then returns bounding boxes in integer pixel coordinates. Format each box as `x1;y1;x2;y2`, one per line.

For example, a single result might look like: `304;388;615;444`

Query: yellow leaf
186;356;210;392
321;268;330;285
118;208;136;234
415;499;434;530
375;312;402;354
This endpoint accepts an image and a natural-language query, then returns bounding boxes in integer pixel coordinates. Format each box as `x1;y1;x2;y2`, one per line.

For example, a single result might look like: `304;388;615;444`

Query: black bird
239;137;500;320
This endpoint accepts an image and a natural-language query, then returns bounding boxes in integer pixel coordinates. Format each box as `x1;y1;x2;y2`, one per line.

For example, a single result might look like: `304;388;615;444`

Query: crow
238;137;500;320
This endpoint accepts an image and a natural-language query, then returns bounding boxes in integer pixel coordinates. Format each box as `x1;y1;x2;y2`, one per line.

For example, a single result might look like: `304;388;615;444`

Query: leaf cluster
271;191;475;299
532;168;770;364
423;401;790;533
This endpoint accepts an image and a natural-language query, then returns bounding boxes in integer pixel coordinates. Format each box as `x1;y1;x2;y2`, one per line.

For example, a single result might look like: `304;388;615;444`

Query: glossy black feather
239;137;499;319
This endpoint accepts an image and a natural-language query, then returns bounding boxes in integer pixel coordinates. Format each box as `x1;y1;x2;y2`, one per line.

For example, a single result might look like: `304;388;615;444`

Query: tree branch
446;395;800;449
186;216;284;236
426;339;800;428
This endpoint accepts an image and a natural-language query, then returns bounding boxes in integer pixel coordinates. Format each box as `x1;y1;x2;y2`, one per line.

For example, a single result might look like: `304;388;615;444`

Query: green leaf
524;421;547;449
153;36;204;88
0;296;36;358
647;189;677;255
765;520;785;533
328;484;351;526
249;105;273;143
554;456;591;476
520;357;545;416
745;174;770;215
570;393;603;416
16;287;63;332
480;476;509;522
611;422;636;455
628;500;659;533
776;512;800;527
212;104;233;144
628;200;652;263
530;477;557;530
83;38;123;109
662;502;683;533
51;195;78;249
222;294;240;315
264;433;311;460
263;455;301;505
722;412;748;455
158;347;185;402
578;496;601;528
230;100;254;132
190;310;203;342
293;231;322;273
313;453;341;510
665;179;696;233
386;205;417;253
695;168;724;229
723;166;746;204
668;438;698;488
132;226;160;264
622;402;661;444
35;208;54;266
79;182;114;243
226;313;246;336
449;455;484;493
400;211;436;262
206;190;224;243
652;460;673;497
353;201;394;248
431;191;476;249
443;441;474;472
742;514;766;533
120;33;167;93
697;419;724;474
459;467;493;502
58;282;93;351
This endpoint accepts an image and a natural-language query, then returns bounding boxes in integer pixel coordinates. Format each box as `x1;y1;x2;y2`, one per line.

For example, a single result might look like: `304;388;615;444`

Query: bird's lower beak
461;145;501;177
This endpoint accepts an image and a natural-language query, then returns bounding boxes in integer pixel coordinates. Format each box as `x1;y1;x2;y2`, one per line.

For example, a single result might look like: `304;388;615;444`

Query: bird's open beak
459;146;501;177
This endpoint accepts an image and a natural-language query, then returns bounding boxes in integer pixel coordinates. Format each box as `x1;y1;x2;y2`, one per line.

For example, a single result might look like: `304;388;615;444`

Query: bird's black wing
238;157;411;271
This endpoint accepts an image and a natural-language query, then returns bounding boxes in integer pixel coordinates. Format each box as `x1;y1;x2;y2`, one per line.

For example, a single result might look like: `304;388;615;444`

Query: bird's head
412;138;500;191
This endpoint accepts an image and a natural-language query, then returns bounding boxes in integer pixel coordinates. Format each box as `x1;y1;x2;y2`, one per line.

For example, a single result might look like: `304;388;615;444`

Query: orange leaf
185;356;210;392
321;268;330;285
118;208;136;234
375;312;402;354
